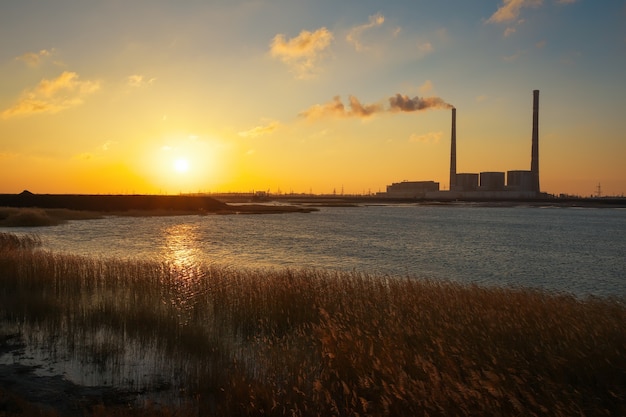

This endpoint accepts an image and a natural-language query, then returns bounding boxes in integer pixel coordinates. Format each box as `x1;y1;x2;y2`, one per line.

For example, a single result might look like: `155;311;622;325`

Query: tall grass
0;232;624;416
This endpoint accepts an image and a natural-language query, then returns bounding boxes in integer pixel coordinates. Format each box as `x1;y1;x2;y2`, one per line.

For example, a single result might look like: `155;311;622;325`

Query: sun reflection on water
160;223;206;325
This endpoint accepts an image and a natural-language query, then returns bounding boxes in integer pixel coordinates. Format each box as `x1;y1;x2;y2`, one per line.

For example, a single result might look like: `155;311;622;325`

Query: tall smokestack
530;90;540;193
450;107;457;191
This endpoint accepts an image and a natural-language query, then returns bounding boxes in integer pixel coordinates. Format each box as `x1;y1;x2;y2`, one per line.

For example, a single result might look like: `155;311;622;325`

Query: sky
0;0;625;197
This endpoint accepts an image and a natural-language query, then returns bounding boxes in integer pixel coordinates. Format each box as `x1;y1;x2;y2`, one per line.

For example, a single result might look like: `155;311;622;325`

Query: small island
0;191;317;227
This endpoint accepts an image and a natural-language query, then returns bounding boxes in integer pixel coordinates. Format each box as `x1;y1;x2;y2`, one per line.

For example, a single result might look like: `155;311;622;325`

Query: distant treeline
0;190;227;212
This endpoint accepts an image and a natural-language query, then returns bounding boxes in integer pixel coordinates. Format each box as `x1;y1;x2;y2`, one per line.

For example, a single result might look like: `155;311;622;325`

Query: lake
4;204;625;299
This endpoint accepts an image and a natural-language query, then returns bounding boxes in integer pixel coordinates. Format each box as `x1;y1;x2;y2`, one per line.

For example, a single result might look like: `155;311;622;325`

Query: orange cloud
300;95;382;119
15;49;55;67
346;13;385;51
487;0;543;24
1;71;100;119
127;74;156;87
409;131;443;143
270;27;333;79
238;121;281;138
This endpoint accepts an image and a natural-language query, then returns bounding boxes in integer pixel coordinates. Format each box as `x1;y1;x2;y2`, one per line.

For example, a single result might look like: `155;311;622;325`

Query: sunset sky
1;0;624;196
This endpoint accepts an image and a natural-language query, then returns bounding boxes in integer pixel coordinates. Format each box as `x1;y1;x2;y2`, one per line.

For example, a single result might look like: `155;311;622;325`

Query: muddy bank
0;363;137;416
0;333;189;417
0;334;137;416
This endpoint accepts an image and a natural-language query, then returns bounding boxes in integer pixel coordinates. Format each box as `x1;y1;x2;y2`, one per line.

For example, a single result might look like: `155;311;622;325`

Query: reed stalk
1;232;624;416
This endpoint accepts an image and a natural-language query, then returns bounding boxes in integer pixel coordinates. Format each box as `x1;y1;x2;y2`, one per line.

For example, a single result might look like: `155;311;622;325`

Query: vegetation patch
0;207;103;227
0;232;624;416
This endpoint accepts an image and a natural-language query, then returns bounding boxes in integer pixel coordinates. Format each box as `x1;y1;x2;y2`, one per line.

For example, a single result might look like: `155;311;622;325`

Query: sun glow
173;158;190;173
137;134;230;194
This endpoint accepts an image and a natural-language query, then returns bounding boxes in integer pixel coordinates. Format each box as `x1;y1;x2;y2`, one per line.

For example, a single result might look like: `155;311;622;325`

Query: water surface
5;205;625;298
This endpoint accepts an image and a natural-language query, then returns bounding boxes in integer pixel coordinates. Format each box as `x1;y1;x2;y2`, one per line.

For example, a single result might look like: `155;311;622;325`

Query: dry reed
0;232;624;416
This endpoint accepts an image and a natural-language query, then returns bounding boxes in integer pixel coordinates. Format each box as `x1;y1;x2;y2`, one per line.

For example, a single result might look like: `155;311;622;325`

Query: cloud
487;0;543;24
419;80;433;94
270;27;333;79
101;141;116;151
346;13;385;51
0;152;17;160
238;120;281;138
409;131;443;144
299;95;382;119
127;74;156;87
15;49;55;67
300;93;453;120
1;71;101;119
503;51;522;62
417;41;433;55
74;153;94;161
504;27;517;37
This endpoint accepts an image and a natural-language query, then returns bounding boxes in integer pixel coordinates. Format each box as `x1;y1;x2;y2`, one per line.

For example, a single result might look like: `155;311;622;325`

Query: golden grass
0;232;624;416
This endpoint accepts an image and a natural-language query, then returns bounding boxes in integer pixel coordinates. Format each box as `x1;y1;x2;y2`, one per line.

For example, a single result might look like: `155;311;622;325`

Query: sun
173;158;190;173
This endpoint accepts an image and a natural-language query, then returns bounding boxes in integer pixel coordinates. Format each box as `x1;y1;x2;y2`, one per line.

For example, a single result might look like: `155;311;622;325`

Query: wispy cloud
238;120;281;138
419;80;433;94
300;93;453;120
487;0;543;24
0;151;17;160
101;141;116;151
409;131;443;143
270;27;333;79
127;74;156;87
1;71;100;119
503;51;523;62
346;13;385;51
15;49;55;67
416;41;434;56
504;27;517;37
74;152;94;161
488;0;576;26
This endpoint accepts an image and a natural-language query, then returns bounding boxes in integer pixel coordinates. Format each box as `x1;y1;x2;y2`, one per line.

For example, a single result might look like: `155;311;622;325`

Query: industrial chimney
449;108;457;191
530;90;540;193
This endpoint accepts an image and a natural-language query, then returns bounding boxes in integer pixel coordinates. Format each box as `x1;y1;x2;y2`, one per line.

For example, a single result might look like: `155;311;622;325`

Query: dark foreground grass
0;232;624;416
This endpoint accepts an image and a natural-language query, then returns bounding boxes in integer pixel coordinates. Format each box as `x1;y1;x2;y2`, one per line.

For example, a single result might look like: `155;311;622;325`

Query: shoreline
0;193;317;227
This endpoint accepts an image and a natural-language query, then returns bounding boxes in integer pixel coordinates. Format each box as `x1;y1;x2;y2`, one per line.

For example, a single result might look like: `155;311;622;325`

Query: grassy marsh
0;232;624;416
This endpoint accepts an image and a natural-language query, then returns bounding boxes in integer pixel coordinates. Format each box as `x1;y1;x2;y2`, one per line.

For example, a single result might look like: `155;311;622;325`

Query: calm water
4;205;626;298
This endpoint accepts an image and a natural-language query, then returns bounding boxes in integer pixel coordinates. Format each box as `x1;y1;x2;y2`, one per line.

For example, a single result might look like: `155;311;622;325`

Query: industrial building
385;181;440;198
385;90;543;200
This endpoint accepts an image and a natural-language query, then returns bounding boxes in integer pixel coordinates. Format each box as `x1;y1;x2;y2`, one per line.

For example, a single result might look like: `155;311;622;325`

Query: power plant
386;90;544;199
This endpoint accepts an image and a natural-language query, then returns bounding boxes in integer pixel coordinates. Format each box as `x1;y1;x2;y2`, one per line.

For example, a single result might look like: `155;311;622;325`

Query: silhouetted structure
479;172;505;191
449;108;457;191
386;181;439;198
385;89;544;200
531;89;540;193
442;90;542;197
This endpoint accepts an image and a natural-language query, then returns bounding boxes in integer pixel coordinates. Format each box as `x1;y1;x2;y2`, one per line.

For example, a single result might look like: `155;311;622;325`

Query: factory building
480;172;506;191
385;90;544;200
386;181;439;198
506;170;535;192
455;173;479;191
